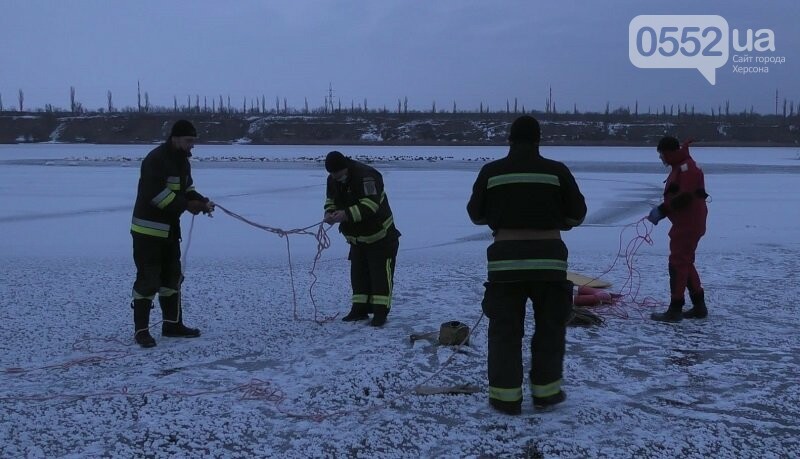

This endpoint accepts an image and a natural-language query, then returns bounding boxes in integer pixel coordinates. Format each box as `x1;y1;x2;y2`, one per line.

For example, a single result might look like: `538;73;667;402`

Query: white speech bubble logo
629;15;729;84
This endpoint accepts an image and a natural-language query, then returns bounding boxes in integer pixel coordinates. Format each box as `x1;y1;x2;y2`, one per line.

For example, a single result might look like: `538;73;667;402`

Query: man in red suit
647;136;709;322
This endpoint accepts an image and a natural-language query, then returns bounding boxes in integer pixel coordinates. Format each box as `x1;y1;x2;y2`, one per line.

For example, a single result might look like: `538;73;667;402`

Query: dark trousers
481;280;573;404
132;234;182;300
349;239;399;314
668;229;704;301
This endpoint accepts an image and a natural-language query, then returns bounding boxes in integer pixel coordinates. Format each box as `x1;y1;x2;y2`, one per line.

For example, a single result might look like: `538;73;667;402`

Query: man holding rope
647;136;709;322
323;151;400;327
129;120;215;348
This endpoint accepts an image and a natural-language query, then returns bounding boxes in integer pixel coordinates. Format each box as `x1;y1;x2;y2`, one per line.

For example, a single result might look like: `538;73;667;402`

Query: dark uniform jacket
467;144;586;282
325;159;400;249
131;142;206;240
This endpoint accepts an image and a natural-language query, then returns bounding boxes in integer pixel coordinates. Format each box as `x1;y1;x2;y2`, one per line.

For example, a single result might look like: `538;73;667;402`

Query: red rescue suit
657;143;708;301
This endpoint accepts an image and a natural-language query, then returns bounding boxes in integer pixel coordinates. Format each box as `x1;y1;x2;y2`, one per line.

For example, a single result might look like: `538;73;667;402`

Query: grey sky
1;0;797;114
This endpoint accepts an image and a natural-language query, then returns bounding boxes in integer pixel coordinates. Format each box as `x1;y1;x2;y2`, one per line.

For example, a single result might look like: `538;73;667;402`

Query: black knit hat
170;120;197;138
657;136;680;152
508;115;541;144
325;151;348;172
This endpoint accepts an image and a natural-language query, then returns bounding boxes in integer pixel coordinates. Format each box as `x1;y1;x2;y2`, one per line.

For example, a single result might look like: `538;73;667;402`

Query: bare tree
1;92;4;111
219;95;224;113
431;100;436;113
283;97;287;113
137;81;142;112
18;89;24;111
304;97;309;114
775;89;779;116
173;96;178;112
144;92;150;112
107;90;113;112
275;96;280;113
397;98;401;114
514;98;518;113
261;95;266;113
70;86;76;113
327;83;335;113
403;96;408;114
364;98;368;112
452;100;456;114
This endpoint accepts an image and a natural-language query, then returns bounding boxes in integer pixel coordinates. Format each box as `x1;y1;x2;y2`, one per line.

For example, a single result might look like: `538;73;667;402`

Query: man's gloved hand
203;199;216;216
323;210;347;224
187;200;206;215
647;206;665;225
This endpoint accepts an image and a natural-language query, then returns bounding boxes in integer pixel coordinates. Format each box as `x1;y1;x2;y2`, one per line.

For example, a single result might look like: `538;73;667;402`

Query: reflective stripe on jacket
131;142;205;239
467;144;586;281
325;159;400;246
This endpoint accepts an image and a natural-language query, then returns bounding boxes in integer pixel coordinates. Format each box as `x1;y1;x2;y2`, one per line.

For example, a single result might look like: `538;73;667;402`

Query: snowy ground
1;145;799;458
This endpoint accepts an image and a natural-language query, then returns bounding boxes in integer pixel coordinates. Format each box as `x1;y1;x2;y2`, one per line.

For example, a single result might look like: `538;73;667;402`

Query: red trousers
668;228;704;301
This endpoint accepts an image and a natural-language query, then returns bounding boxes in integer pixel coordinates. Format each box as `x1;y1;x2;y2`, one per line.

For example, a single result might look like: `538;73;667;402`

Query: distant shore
2;111;798;147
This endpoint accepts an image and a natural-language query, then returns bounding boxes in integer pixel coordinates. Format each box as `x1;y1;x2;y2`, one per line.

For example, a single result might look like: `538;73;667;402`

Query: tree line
1;83;799;120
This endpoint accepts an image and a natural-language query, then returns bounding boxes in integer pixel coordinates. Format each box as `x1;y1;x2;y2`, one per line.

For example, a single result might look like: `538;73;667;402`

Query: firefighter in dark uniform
647;136;709;321
323;151;400;327
130;120;215;348
467;115;587;415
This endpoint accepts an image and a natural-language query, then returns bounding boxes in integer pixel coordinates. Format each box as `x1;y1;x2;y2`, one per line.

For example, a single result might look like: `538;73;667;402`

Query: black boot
489;398;522;415
533;390;567;409
341;303;369;322
370;305;388;327
132;299;156;348
651;299;684;322
683;291;708;319
160;294;201;338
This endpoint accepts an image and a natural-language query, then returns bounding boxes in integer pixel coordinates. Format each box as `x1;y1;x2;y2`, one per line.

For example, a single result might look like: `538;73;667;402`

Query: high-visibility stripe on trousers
349;239;399;314
481;280;573;406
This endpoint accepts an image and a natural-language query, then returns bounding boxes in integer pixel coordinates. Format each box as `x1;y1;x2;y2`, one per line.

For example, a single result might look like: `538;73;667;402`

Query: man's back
467;144;586;232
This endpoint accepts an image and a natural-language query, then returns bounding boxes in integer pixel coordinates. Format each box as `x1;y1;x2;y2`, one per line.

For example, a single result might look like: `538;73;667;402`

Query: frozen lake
1;144;799;458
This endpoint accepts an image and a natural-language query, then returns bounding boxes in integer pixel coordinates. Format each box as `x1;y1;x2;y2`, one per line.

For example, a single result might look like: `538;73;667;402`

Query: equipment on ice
438;321;470;346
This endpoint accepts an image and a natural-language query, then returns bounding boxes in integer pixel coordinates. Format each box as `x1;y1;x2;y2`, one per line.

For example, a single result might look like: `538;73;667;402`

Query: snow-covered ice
1;144;798;458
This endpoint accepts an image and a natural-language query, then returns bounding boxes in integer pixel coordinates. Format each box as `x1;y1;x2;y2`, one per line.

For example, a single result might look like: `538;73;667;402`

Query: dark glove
647;206;665;225
203;199;216;215
186;200;206;215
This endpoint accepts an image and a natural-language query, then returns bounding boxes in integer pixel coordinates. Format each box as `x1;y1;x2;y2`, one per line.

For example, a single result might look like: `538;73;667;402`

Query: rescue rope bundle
571;217;664;319
212;203;335;324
